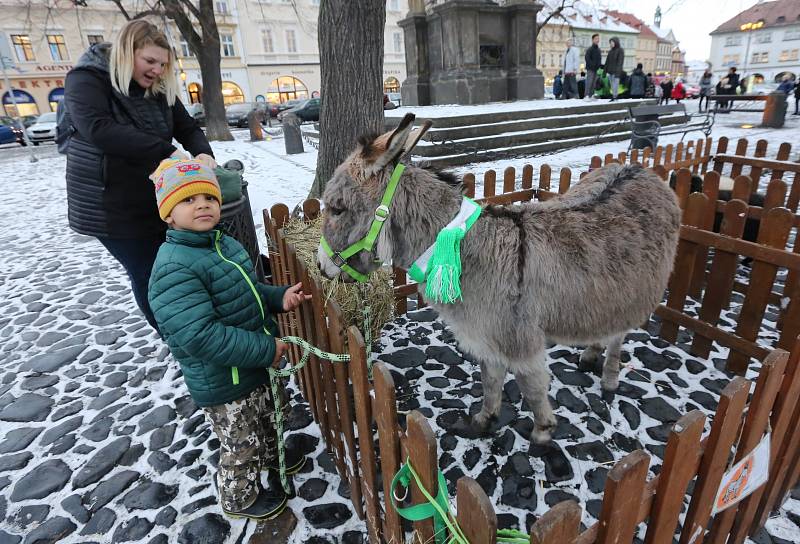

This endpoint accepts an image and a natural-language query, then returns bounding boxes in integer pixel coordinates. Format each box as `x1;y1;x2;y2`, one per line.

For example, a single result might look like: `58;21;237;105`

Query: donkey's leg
512;351;557;444
579;344;604;373
601;333;626;391
472;359;507;432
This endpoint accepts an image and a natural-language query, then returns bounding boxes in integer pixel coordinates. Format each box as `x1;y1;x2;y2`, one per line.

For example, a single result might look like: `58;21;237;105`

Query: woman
65;20;215;332
660;78;673;105
671;78;686;103
604;37;625;101
699;71;713;112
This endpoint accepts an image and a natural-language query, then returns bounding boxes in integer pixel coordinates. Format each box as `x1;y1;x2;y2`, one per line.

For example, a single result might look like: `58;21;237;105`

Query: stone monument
400;0;544;106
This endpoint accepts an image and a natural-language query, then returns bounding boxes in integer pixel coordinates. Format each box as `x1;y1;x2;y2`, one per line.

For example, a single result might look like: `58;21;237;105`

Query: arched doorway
48;88;64;112
266;76;308;103
188;82;202;104
2;89;39;117
775;71;796;83
383;77;400;93
221;81;245;105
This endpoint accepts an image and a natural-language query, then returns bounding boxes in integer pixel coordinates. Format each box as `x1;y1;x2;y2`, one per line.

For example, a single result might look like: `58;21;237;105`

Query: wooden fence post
530;500;582;544
644;411;706;544
539;164;552;193
596;450;650;544
463;173;476;199
559;168;571;194
679;377;750;544
302;198;321;220
406;411;440;544
522;164;534;190
504;167;516;193
374;363;404;544
707;349;789;543
688;171;721;299
456;478;498;544
484;170;497;199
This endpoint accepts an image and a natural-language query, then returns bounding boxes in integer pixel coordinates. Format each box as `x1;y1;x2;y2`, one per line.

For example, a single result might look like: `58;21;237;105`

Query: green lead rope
391;459;531;544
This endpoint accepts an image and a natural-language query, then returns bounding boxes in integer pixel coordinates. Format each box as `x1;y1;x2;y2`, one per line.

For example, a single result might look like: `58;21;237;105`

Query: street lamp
739;20;764;93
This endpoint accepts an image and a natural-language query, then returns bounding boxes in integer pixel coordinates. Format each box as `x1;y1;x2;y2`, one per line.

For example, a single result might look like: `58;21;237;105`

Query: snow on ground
0;106;799;544
386;98;646;119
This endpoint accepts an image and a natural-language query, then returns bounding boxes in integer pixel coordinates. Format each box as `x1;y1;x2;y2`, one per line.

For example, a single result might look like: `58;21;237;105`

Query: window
262;29;274;53
221;34;235;57
785;29;800;41
180;39;193;57
286;29;297;53
393;32;402;53
47;35;69;61
215;0;229;14
779;49;799;62
87;34;104;45
725;35;742;47
722;54;740;66
221;81;244;105
755;33;772;44
11;34;34;62
751;51;768;63
267;75;309;103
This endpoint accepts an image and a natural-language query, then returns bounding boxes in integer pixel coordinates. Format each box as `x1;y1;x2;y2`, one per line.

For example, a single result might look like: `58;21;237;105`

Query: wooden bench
628;103;714;151
713;94;768;113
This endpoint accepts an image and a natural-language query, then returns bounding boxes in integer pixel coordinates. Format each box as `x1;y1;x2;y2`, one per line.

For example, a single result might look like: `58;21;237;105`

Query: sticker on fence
712;433;770;515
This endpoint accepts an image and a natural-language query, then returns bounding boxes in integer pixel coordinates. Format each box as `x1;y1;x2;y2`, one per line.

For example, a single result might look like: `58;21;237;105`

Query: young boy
148;157;309;520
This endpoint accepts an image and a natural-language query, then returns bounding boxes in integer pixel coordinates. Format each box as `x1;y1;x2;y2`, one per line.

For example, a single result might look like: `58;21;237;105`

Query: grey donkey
317;114;682;444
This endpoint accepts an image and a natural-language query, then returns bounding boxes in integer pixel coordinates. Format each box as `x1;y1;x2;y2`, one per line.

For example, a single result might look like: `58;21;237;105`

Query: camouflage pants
203;382;288;511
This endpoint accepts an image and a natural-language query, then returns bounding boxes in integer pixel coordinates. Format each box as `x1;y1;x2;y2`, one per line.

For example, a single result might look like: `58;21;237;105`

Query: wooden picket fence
259;135;800;543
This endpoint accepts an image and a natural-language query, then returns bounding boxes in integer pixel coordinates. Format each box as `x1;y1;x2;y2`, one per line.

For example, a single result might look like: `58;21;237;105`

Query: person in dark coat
699;71;713;112
629;63;647;99
604;37;625;101
794;81;800;115
660;77;673;105
578;71;586;99
553;71;563;99
584;33;602;100
64;20;214;331
645;73;656;98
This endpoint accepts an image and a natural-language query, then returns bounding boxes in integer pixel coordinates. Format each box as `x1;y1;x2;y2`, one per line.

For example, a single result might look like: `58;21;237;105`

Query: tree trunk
309;0;386;199
197;46;233;141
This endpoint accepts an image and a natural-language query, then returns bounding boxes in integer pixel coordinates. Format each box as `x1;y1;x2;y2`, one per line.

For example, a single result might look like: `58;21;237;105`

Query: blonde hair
109;20;179;106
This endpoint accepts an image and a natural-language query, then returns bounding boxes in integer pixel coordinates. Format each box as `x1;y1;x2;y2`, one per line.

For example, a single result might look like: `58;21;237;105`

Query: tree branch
107;0;132;21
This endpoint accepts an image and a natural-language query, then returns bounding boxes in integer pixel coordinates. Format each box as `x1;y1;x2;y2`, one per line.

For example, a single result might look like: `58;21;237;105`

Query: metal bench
628;103;714;151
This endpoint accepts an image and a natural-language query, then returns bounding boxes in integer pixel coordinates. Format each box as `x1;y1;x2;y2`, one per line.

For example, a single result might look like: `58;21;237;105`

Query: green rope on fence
269;335;351;493
390;459;532;544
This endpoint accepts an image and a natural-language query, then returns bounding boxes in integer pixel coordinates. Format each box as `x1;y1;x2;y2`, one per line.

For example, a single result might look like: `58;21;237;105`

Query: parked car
0;124;18;145
0;116;26;146
273;99;305;118
278;98;320;122
684;85;701;99
225;102;267;127
387;92;402;107
20;115;39;128
185;103;205;126
27;112;58;145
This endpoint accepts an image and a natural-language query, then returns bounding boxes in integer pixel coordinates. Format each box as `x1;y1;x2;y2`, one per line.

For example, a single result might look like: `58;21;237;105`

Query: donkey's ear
364;113;416;177
402;119;432;155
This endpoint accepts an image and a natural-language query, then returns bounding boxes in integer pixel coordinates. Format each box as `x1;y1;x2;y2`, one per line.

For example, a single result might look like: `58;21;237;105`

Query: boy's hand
283;282;311;311
195;153;217;169
272;339;288;368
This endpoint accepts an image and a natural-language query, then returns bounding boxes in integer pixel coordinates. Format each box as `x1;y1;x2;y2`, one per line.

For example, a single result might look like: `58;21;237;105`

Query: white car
27;112;58;145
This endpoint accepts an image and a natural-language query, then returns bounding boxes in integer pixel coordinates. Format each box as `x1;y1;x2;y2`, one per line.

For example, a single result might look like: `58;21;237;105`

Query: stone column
399;14;431;106
505;1;544;99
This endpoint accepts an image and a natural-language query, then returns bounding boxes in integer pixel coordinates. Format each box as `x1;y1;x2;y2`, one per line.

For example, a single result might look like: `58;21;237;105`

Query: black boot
216;475;288;520
268;434;308;475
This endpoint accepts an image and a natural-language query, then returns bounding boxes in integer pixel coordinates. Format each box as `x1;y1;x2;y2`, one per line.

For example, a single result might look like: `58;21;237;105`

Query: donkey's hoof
531;423;555;445
601;373;620;392
471;412;495;434
579;351;602;375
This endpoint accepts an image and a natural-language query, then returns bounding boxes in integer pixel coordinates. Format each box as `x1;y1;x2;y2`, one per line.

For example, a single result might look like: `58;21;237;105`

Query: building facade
708;0;799;86
605;10;657;74
234;0;407;106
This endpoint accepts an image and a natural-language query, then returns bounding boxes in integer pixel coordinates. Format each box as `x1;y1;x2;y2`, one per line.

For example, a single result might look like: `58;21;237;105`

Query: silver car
27;112;58;145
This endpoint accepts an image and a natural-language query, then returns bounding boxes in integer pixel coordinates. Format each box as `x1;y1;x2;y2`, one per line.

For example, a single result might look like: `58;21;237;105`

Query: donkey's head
318;113;432;282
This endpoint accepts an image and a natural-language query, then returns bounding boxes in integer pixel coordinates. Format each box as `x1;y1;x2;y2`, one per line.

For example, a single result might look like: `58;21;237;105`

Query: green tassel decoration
424;226;466;304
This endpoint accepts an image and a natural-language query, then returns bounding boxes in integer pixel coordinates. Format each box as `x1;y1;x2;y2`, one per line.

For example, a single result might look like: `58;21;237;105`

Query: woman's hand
195;153;217;169
282;282;311;312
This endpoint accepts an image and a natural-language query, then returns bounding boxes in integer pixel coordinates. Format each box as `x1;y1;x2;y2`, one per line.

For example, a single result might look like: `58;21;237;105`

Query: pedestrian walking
578;71;586;99
604;37;625;101
148;157;310;521
562;38;581;99
63;20;215;333
553;71;563;99
699;70;713;112
794;80;800;115
660;78;673;105
584;33;601;100
629;63;647;99
671;78;686;103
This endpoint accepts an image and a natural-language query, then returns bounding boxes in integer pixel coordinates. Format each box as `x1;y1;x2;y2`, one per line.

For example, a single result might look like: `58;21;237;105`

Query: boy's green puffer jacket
148;228;287;407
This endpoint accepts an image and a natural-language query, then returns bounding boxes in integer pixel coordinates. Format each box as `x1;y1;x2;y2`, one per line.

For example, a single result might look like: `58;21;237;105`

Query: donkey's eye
327;206;344;216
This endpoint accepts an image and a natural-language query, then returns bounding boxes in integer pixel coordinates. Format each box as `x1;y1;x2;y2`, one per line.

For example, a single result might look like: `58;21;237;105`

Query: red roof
711;0;800;34
604;10;659;38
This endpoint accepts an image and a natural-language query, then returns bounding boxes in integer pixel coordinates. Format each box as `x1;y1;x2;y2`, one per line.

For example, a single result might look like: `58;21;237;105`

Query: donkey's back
524;164;681;343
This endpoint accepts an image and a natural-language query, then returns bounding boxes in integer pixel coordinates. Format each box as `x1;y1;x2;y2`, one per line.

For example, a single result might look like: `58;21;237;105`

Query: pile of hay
281;217;396;342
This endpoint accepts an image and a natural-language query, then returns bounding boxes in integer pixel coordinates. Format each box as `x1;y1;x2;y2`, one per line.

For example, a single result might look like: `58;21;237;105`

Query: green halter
319;162;406;283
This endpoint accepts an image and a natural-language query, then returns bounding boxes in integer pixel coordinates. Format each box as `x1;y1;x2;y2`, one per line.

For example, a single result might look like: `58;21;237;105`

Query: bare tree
107;0;233;141
535;0;578;39
308;0;386;198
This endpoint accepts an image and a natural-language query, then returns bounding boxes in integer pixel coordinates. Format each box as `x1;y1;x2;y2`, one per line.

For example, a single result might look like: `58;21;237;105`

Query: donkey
318;114;681;444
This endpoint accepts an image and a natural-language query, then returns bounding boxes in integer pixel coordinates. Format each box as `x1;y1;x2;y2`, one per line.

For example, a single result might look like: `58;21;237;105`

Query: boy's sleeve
149;263;277;368
257;283;290;314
